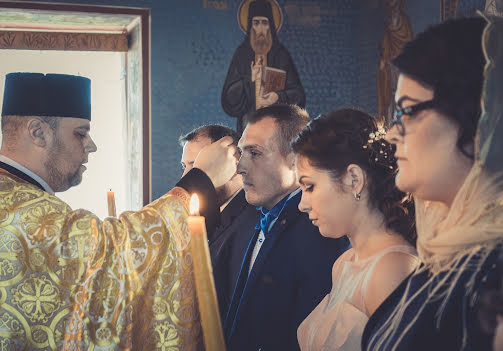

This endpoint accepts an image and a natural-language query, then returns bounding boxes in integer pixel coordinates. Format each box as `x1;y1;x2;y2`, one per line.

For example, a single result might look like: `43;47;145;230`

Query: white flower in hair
363;125;389;163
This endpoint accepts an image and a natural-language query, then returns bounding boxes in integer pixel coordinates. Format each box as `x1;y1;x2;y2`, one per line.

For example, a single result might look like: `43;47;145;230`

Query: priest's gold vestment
0;169;202;350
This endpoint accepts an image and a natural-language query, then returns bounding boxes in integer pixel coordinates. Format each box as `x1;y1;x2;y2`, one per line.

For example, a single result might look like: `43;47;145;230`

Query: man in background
180;125;242;208
180;124;259;320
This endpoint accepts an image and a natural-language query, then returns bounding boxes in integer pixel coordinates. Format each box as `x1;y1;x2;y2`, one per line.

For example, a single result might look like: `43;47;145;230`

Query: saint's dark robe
221;40;305;133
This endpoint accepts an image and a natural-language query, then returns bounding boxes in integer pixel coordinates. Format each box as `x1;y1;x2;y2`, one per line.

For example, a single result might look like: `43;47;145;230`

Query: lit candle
187;194;226;351
107;189;116;217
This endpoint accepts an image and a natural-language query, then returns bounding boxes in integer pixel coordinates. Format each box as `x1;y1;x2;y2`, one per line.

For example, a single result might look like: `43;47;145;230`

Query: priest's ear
27;117;53;147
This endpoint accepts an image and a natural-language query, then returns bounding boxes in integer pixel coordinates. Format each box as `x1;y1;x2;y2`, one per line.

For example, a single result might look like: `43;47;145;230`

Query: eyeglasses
391;99;436;135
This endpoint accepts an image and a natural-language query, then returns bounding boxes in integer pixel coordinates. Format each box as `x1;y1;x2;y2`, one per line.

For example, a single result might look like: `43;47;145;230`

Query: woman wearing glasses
294;108;418;351
362;16;503;350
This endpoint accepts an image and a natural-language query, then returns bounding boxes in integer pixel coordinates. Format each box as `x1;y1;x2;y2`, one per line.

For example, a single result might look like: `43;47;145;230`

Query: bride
293;108;418;350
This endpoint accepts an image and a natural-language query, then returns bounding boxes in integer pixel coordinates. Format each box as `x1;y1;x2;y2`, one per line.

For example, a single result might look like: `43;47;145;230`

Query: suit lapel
243;212;290;290
224;227;260;336
225;192;303;338
220;191;246;226
209;190;248;243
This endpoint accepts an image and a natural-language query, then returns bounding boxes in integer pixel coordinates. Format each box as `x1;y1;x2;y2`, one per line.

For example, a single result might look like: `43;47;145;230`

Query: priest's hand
194;136;239;188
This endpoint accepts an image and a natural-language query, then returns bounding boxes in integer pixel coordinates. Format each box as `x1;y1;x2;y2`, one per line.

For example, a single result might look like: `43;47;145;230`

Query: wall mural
221;0;305;133
441;0;460;20
376;0;412;121
0;0;450;201
486;0;503;15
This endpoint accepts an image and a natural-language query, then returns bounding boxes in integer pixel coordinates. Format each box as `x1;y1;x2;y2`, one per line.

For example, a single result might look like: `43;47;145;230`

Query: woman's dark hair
291;108;416;244
392;17;486;159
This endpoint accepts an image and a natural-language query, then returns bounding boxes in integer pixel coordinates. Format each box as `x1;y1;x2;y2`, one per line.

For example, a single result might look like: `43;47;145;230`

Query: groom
223;105;350;350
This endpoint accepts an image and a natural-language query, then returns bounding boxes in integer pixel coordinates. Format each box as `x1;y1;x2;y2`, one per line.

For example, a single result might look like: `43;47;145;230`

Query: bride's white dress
297;245;418;351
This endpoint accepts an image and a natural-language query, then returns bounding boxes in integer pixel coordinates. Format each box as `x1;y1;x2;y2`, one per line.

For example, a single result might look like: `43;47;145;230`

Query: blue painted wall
11;0;485;199
458;0;486;16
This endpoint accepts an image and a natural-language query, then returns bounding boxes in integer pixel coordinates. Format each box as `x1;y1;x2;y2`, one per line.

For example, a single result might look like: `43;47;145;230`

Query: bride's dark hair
291;108;416;244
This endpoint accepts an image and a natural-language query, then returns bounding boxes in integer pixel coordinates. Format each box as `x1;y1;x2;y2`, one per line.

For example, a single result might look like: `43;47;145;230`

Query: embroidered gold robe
0;169;202;350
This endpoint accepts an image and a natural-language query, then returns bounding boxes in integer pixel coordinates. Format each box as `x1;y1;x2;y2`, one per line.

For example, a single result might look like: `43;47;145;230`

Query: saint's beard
44;137;83;192
250;28;273;56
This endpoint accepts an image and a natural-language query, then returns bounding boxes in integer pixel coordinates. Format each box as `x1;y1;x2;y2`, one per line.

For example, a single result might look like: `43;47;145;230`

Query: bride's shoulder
331;248;356;274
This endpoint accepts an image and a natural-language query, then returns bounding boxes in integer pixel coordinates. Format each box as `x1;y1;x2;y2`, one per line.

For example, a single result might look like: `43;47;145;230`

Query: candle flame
190;194;200;215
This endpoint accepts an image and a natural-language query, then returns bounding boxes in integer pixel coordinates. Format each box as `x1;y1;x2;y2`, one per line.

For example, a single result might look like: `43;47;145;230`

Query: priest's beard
45;137;83;192
250;28;273;56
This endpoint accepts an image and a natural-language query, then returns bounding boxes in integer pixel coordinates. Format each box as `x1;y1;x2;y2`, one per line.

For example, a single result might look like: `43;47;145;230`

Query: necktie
257;210;276;237
254;193;291;237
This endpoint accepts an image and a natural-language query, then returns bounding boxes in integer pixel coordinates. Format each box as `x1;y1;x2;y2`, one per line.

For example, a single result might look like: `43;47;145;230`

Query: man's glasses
391;100;436;135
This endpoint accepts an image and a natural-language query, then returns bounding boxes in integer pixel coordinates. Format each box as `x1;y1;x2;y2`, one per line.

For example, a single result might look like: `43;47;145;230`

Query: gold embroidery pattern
11;274;63;323
151;322;180;350
0;310;25;337
0;170;201;350
0;231;23;282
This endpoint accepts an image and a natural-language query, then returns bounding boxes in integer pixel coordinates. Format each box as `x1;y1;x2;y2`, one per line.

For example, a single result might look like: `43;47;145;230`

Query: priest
0;72;238;350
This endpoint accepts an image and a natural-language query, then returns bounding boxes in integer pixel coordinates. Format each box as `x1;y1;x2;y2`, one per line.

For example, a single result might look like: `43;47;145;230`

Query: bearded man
221;0;305;134
0;72;237;350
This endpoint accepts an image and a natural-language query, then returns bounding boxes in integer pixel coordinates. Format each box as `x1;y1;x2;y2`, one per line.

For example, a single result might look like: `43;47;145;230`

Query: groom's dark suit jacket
223;191;351;351
209;189;260;320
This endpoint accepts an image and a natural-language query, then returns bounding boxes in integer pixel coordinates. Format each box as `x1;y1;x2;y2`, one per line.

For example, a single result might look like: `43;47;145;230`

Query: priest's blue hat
2;72;91;120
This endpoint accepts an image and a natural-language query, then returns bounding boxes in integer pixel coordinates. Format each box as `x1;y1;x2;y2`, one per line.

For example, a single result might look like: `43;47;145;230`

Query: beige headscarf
370;14;503;350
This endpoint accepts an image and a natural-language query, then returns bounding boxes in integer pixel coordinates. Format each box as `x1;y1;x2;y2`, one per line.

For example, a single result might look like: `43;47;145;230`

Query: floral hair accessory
363;125;393;168
363;126;386;149
363;126;386;147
